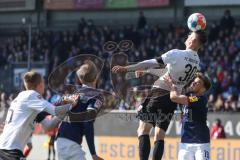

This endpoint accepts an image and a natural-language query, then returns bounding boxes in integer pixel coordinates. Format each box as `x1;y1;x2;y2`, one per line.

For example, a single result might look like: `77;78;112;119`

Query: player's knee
137;122;152;136
137;126;150;136
154;133;165;141
154;127;165;140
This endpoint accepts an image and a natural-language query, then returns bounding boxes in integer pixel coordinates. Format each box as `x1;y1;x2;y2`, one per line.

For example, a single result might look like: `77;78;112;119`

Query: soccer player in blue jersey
164;72;211;160
55;60;104;160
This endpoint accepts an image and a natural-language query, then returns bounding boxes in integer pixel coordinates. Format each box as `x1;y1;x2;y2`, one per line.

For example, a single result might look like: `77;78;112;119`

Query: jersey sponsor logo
189;96;198;103
184;57;199;65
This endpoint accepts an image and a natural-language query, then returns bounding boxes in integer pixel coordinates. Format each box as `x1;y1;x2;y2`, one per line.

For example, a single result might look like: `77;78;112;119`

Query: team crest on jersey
189;96;198;103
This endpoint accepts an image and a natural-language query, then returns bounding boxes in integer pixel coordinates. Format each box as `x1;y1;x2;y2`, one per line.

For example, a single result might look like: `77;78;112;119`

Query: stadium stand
0;10;240;112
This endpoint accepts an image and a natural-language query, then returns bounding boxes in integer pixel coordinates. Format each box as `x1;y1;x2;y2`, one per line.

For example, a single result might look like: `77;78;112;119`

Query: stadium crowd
0;10;240;112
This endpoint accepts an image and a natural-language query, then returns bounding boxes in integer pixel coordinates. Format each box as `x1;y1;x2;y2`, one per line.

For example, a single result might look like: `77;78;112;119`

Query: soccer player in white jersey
112;31;207;160
0;71;78;160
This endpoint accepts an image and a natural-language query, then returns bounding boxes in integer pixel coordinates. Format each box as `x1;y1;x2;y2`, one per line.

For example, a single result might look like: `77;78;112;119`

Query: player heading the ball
112;30;207;160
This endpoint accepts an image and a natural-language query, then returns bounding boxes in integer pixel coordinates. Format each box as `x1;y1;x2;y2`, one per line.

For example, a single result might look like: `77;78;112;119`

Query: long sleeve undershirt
125;59;160;71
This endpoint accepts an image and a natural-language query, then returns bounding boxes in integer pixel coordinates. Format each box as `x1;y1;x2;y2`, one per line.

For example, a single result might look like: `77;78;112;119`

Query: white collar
82;84;90;88
186;48;198;54
81;84;96;89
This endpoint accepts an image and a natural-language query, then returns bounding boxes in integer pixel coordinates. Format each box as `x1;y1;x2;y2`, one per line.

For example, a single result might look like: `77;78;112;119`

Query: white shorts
55;137;86;160
178;143;210;160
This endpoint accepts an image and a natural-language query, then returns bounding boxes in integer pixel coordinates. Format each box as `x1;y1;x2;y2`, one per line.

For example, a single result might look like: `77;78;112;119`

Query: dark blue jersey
57;86;103;153
181;94;210;143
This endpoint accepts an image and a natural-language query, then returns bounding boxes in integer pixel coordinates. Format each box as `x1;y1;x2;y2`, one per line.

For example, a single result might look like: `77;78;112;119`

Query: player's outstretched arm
27;93;79;118
41;116;61;132
112;59;160;73
145;68;167;77
43;103;73;118
164;76;189;105
44;94;80;117
112;65;128;73
34;112;61;132
68;109;98;122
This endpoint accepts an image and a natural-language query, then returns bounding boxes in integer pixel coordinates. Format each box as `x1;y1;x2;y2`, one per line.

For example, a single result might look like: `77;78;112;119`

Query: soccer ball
187;13;206;31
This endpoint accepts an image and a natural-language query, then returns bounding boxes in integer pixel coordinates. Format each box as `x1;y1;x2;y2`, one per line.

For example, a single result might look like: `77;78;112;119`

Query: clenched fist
112;65;127;73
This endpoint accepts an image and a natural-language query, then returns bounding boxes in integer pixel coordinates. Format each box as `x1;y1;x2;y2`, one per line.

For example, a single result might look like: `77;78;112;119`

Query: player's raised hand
92;155;104;160
112;65;127;73
135;70;146;78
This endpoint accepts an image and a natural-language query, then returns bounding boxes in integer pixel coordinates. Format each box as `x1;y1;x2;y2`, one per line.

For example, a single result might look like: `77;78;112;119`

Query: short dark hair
23;71;43;90
76;60;98;83
195;72;211;91
216;118;221;125
195;30;208;46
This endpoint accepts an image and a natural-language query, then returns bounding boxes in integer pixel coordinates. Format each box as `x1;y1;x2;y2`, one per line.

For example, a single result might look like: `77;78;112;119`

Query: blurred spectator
0;92;9;124
119;100;130;110
0;10;239;111
137;11;147;29
23;136;33;158
207;94;215;112
208;23;220;42
224;95;237;112
214;95;224;111
237;95;240;111
0;123;4;133
220;9;235;32
210;119;226;139
46;119;57;160
0;93;9;109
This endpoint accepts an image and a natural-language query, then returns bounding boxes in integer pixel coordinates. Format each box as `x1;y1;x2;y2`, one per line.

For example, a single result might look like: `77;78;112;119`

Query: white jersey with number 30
154;49;200;92
0;90;53;151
